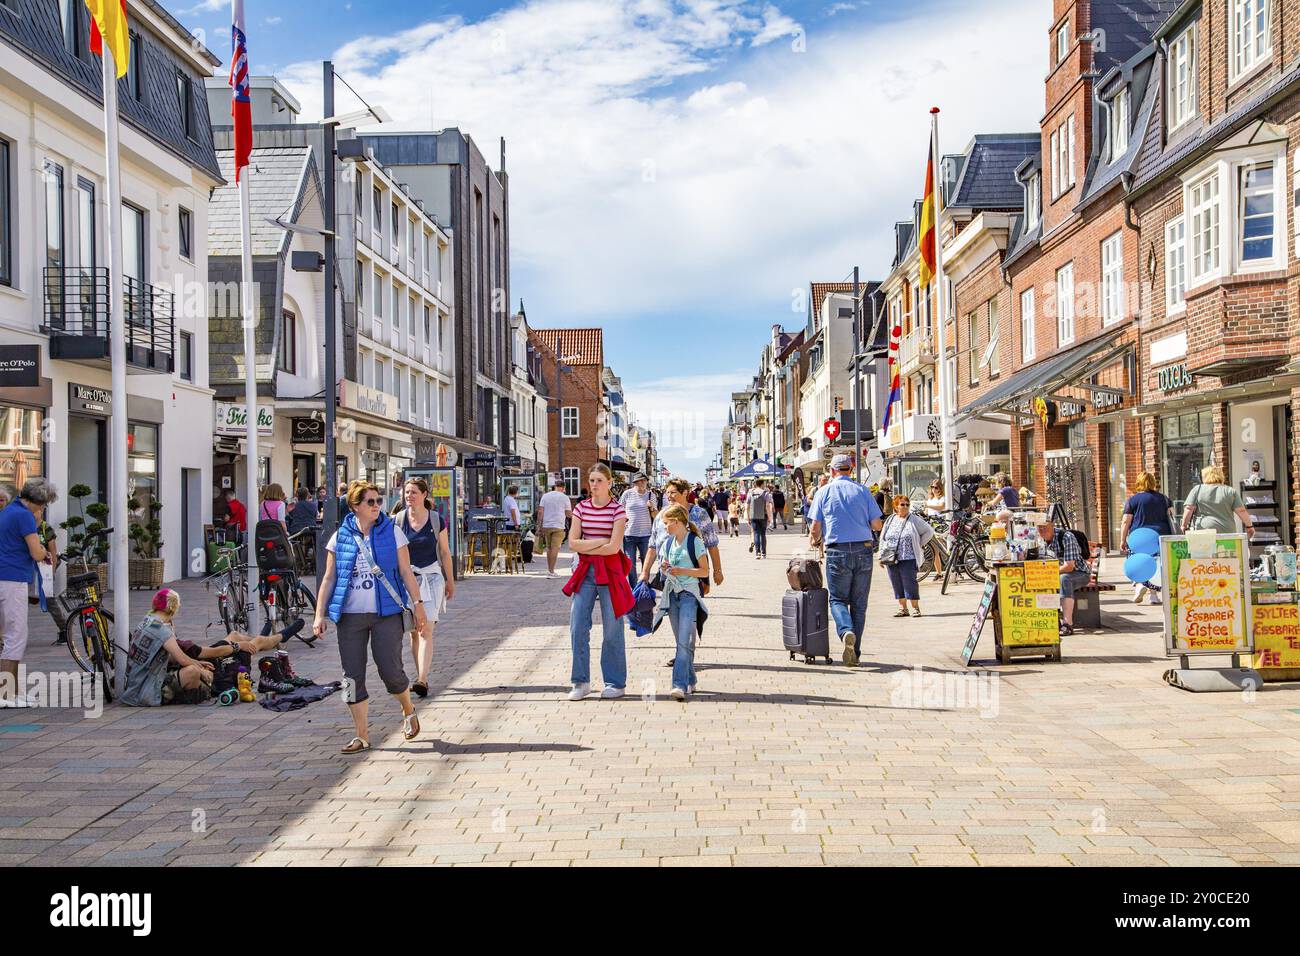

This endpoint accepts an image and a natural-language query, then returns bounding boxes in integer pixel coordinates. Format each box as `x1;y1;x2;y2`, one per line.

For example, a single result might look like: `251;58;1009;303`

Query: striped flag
918;144;937;287
86;0;130;78
881;311;902;432
230;0;252;181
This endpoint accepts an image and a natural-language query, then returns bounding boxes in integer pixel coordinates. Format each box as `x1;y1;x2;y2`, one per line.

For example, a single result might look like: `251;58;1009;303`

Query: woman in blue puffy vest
313;480;428;754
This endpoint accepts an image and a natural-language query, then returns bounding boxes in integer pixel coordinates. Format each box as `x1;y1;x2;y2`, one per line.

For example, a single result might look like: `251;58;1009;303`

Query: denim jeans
886;558;920;601
825;543;874;654
569;565;627;688
623;535;651;587
750;518;768;556
668;589;699;692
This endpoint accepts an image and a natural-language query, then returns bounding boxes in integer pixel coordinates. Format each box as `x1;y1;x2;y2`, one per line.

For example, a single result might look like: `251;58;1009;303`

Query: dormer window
1229;0;1271;82
1168;23;1197;131
1109;87;1129;161
1024;172;1041;226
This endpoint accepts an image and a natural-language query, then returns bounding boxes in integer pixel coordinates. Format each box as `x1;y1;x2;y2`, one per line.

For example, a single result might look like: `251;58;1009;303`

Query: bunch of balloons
1123;527;1161;584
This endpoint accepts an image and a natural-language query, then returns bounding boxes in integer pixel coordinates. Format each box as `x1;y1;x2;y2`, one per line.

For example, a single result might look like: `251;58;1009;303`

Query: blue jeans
623;535;651;587
569;565;627;688
825;543;874;654
750;518;768;556
668;589;699;691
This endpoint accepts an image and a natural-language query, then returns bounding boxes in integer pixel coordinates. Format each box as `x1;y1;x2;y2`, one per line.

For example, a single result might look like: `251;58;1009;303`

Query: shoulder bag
351;526;415;631
877;517;899;565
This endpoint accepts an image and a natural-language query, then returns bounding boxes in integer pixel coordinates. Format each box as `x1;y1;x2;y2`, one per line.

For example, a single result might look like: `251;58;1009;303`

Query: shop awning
600;458;640;474
955;330;1130;424
730;457;787;479
1091;370;1300;423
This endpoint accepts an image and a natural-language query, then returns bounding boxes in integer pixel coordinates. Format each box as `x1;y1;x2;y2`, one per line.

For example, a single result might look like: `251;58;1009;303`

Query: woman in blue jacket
313;480;427;754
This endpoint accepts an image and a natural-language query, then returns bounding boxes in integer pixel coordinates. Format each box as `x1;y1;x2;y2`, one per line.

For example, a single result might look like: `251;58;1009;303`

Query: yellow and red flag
918;144;937;287
86;0;130;78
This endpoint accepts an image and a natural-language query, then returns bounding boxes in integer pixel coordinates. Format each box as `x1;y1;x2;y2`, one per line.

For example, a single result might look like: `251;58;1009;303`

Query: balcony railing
43;267;175;372
898;326;937;371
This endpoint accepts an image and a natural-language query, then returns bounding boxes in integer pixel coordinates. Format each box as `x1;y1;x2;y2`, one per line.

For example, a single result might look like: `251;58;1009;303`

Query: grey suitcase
782;588;831;664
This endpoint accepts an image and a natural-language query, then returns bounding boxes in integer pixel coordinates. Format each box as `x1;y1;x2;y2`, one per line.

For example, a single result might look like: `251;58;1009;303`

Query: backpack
1068;529;1092;570
254;518;295;571
685;532;711;597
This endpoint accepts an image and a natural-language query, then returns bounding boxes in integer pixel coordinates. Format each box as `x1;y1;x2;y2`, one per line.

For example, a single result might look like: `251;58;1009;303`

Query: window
423;232;431;276
373;272;383;318
1020;288;1036;362
1189;171;1220;281
408;218;417;261
121;202;145;284
1050;116;1075;198
178;206;193;261
562;467;580;498
44;161;64;321
1168;24;1197;130
1056;263;1075;345
1025;173;1040;227
1056;21;1069;64
0;139;9;286
1239;161;1275;263
126;34;143;100
561;406;579;438
390;201;399;248
178;330;193;382
175;72;193;140
1230;0;1270;82
371;186;382;234
58;0;79;56
1066;115;1076;188
1101;231;1123;326
1165;217;1187;310
966;312;979;385
1049;130;1059;198
1109;87;1129;160
375;359;385;394
278;309;297;373
423;305;432;352
987;299;1000;377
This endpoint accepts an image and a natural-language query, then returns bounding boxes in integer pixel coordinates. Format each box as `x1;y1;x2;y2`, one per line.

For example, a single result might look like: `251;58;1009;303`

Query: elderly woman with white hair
0;478;57;706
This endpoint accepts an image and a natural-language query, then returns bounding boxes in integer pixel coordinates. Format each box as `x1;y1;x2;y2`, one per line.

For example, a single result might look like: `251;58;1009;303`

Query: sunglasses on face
362;497;382;506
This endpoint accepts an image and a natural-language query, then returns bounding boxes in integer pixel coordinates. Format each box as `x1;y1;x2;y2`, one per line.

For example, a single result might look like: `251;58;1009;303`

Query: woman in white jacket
878;495;935;617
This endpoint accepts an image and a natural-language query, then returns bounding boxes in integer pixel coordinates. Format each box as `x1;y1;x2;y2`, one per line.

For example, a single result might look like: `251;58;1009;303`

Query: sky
189;0;1048;479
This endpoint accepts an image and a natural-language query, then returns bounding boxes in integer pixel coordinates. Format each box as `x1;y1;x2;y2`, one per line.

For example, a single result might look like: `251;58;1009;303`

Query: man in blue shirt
807;454;882;667
0;478;56;705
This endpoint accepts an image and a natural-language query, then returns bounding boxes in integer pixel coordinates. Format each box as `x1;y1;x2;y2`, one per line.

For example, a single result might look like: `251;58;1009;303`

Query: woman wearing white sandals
313;480;427;754
393;477;455;698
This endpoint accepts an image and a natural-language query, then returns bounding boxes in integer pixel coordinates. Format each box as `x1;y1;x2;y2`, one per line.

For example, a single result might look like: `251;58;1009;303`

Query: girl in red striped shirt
566;464;628;700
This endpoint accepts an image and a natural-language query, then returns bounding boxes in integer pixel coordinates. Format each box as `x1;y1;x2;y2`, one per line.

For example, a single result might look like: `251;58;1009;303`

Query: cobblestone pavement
2;523;1299;867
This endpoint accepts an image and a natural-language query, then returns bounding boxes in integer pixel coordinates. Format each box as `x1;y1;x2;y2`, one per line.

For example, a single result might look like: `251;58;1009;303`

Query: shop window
127;424;159;541
0;406;44;488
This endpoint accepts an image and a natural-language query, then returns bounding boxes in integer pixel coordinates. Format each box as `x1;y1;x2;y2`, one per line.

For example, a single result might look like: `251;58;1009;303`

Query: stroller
253;519;318;645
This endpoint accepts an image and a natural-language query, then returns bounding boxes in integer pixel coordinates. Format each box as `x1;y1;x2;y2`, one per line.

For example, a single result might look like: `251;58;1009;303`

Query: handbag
877;518;899;565
352;528;415;631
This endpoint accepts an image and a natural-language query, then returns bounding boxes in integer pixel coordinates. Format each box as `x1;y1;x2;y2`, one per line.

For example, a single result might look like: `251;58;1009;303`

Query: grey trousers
335;611;409;703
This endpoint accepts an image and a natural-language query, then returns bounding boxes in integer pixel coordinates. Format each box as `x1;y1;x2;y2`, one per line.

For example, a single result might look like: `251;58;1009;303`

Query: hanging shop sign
290;417;325;444
214;402;273;437
1156;363;1194;393
0;346;39;388
1160;532;1253;657
465;453;498;469
69;383;112;416
1032;397;1057;427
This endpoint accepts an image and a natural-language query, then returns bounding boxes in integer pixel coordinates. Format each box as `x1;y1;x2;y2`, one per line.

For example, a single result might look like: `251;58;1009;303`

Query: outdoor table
480;514;507;572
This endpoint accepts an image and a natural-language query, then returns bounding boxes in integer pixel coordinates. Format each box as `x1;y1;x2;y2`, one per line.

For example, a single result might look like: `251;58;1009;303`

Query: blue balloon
1127;527;1160;556
1124;552;1157;584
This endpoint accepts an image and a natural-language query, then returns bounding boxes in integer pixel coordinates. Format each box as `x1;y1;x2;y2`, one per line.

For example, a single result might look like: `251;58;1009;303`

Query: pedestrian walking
645;477;725;671
0;478;56;706
1181;465;1255;539
563;464;630;701
619;472;656;588
312;480;427;754
807;454;883;666
1119;471;1175;605
747;479;774;558
641;504;710;701
712;486;731;535
878;495;934;617
537;479;574;576
394;478;455;698
772;486;787;530
727;494;741;536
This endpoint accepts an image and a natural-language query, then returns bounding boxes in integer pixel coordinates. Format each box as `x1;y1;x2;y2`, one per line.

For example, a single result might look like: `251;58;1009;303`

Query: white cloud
624;371;751;474
265;15;282;26
180;0;225;15
751;4;801;45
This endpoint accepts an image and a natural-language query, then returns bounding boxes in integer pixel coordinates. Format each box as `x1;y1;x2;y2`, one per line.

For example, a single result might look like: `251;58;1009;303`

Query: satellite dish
978;337;999;370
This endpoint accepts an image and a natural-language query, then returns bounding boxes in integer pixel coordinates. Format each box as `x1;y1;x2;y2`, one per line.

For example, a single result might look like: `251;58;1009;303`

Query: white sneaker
567;683;591;701
600;686;625;699
669;687;686;701
688;683;697;694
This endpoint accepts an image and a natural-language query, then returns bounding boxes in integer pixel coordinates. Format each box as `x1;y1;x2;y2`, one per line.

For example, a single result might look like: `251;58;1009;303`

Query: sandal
402;711;420;741
1059;623;1074;636
911;609;922;617
893;609;910;617
340;736;369;755
411;681;428;699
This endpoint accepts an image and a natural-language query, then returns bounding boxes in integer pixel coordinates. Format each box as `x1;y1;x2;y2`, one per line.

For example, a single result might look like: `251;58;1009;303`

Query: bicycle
205;559;251;635
256;527;317;642
56;527;117;702
940;510;990;595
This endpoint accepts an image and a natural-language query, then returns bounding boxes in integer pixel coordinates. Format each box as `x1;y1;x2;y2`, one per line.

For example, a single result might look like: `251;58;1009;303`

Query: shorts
0;579;30;662
540;528;567;550
161;667;213;705
413;566;446;624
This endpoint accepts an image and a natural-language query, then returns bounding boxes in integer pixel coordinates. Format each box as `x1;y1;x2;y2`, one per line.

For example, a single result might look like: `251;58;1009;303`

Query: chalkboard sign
962;572;998;666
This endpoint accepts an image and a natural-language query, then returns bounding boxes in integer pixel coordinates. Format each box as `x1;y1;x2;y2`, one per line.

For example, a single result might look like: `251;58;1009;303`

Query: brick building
1119;0;1300;563
530;327;608;498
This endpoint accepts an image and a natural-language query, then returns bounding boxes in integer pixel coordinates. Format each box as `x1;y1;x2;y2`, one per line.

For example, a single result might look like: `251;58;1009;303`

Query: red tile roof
810;282;857;320
532;327;604;367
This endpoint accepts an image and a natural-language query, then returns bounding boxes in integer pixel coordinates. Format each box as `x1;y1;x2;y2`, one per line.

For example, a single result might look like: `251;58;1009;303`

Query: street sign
823;418;841;442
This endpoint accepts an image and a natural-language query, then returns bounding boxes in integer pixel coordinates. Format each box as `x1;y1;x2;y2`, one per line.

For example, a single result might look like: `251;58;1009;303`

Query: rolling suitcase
782;588;831;664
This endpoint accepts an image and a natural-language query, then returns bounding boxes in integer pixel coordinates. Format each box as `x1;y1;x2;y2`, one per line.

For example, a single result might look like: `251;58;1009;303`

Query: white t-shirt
327;524;410;615
537;490;572;530
504;495;522;527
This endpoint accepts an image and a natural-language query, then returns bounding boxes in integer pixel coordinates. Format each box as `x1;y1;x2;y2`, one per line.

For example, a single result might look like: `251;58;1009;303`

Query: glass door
1107;422;1127;549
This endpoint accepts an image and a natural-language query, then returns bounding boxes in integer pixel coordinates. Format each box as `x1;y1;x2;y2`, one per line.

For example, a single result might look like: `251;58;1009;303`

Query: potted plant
127;495;164;589
58;485;110;594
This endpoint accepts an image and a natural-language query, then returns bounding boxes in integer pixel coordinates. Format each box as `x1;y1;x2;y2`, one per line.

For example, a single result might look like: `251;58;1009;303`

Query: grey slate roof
1080;46;1158;204
948;134;1040;210
0;0;223;183
1089;0;1183;72
208;147;314;257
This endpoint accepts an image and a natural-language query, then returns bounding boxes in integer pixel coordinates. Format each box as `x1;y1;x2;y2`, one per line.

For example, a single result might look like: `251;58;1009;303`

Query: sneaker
1133;585;1149;604
567;683;591;701
688;682;697;694
842;632;858;667
600;686;625;699
669;687;686;701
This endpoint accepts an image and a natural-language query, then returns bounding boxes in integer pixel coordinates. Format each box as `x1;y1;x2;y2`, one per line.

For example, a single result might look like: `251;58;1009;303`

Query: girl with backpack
393;477;455;698
645;504;710;702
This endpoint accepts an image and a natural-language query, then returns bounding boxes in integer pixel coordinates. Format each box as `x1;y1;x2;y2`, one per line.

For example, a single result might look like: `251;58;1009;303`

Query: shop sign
394;443;417;460
465;452;498;469
1156;363;1194;393
1057;401;1086;419
1253;600;1300;671
338;379;397;419
961;573;998;666
290;417;325;444
999;561;1062;648
214;403;273;437
501;454;522;469
0;346;39;388
1092;390;1123;410
69;383;112;416
1160;533;1253;657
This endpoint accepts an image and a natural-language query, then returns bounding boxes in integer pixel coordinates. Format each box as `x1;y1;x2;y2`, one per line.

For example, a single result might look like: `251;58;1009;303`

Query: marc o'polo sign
0;345;39;387
70;383;112;416
290;417;325;444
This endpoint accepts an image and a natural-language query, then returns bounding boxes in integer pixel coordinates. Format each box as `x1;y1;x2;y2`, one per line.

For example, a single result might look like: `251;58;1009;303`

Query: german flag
86;0;130;78
918;145;937;287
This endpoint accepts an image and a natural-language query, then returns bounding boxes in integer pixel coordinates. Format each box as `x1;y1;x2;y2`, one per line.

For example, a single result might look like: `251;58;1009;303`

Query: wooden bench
1073;581;1117;630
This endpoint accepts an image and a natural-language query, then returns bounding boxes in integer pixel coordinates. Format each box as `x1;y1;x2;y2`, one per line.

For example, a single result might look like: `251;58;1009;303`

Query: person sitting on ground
1035;521;1090;636
120;589;296;706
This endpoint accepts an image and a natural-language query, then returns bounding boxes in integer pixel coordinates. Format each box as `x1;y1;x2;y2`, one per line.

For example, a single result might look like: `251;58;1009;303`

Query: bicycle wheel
917;541;936;583
94;612;116;702
940;546;958;595
295;581;316;613
64;610;95;673
962;540;987;577
79;611;114;703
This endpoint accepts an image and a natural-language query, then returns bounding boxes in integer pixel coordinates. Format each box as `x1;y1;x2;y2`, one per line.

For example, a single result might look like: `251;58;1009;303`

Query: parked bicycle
940;509;990;595
56;526;117;701
256;527;317;642
205;559;251;635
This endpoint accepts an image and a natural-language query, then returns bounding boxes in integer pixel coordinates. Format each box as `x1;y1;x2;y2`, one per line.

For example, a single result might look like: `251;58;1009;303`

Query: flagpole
239;170;260;634
930;107;955;508
101;47;130;690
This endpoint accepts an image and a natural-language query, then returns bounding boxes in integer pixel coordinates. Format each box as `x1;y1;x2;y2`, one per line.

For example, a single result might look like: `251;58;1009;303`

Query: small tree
58;484;110;565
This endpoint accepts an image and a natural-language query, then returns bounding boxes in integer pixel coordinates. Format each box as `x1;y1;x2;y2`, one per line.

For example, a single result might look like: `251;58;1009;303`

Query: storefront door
68;415;106;504
292;453;315;496
1107;422;1127;549
1160;410;1213;513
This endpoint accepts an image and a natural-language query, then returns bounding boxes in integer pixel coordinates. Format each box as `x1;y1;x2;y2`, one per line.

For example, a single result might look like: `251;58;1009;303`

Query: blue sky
190;0;1045;478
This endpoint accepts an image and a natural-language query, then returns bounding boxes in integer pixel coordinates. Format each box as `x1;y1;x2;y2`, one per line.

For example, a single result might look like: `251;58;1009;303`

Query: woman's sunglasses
362;497;382;506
